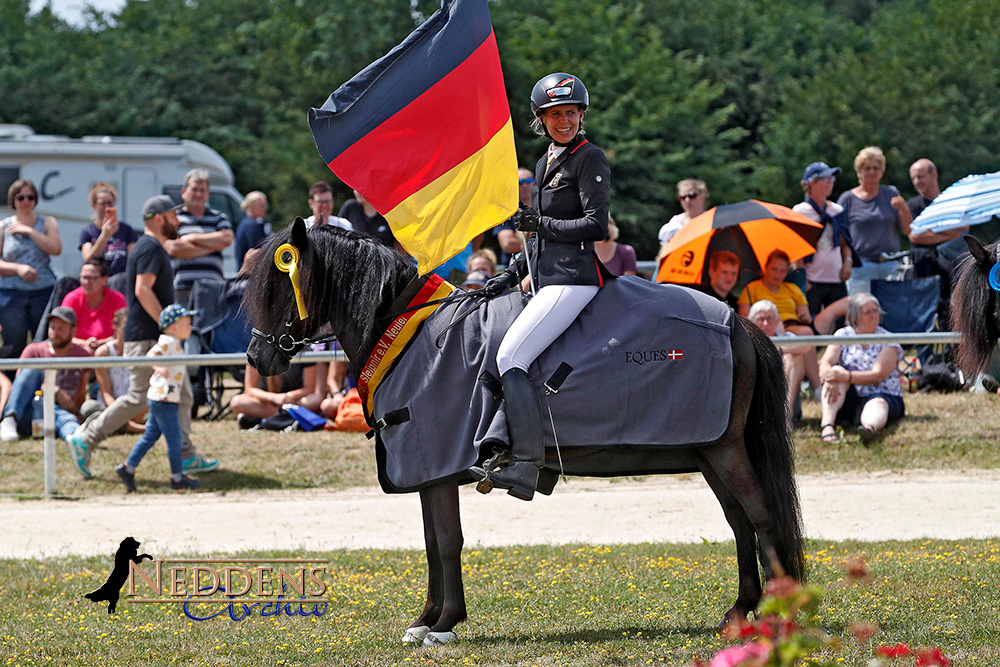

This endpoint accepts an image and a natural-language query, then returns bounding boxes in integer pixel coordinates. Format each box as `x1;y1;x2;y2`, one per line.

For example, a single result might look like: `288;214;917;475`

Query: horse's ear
965;234;991;267
291;217;309;253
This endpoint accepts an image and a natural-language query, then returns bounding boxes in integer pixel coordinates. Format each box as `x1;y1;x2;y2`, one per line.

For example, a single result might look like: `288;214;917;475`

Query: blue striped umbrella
911;170;1000;233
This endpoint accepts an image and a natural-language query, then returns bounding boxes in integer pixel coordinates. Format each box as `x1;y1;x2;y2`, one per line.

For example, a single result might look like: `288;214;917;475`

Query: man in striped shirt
167;169;234;308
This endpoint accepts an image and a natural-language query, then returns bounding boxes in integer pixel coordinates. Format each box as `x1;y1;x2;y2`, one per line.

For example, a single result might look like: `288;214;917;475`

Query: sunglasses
518;177;534;185
15;194;37;202
680;192;700;201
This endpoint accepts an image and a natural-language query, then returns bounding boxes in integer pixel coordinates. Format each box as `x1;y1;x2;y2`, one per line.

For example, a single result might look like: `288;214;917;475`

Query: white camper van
0;124;244;277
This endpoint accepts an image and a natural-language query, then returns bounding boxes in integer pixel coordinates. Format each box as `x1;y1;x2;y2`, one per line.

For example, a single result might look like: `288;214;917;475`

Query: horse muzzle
246;337;292;377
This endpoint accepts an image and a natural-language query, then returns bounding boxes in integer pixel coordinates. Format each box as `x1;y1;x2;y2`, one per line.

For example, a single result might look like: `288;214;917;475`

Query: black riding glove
482;270;516;297
511;205;540;233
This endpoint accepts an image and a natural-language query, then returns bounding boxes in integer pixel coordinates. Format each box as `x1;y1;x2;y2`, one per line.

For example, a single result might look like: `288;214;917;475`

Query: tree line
2;0;997;258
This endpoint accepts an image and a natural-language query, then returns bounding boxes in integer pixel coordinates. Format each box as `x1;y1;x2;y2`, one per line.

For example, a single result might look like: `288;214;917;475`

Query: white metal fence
1;335;958;496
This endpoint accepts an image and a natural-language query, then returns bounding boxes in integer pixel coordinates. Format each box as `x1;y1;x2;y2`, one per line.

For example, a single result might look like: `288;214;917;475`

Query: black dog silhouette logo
84;537;152;614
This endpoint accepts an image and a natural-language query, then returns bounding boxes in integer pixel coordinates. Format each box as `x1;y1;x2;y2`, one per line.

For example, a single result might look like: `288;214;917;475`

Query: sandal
820;423;839;443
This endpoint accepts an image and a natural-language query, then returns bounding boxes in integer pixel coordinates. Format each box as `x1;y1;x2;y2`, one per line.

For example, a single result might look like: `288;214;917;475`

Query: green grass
1;391;998;497
2;539;998;666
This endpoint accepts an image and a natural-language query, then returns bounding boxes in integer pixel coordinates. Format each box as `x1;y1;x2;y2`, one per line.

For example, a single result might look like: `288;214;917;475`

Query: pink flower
709;641;770;667
915;647;951;666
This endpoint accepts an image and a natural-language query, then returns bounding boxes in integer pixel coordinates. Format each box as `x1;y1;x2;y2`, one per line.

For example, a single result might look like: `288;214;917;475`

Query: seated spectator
80;308;145;434
693;250;740;308
836;146;912;294
234;191;271;273
467;248;498;276
748;300;808;423
318;345;353;421
657;178;708;248
819;293;905;443
339;189;396;248
793;162;858;316
61;259;126;354
231;362;325;428
0;323;12;415
79;183;138;276
461;271;490;290
738;249;821;389
0;308;91;471
595;215;637;276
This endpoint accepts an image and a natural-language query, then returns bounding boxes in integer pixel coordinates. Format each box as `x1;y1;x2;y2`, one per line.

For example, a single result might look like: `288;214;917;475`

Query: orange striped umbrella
655;199;823;284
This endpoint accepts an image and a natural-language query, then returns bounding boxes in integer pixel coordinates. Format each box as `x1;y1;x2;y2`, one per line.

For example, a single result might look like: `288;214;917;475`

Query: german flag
308;0;518;274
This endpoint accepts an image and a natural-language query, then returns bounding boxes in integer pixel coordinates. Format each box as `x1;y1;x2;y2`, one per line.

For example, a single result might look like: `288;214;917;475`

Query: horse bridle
250;322;339;354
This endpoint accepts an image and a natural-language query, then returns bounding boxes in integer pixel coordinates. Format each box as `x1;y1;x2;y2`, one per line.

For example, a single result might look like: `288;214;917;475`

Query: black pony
951;235;1000;376
245;219;804;645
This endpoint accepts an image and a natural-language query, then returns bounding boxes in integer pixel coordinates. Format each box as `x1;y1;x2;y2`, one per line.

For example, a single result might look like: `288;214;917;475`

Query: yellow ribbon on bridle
274;243;308;320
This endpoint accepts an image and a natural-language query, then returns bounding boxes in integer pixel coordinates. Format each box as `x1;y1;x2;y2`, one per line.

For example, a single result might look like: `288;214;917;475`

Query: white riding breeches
496;284;600;374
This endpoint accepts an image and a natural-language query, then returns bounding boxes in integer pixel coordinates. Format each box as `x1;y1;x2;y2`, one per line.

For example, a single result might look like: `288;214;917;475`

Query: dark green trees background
2;0;996;258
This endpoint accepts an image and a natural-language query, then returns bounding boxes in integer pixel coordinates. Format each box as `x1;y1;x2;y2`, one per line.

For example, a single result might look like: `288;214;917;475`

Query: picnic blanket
370;276;734;493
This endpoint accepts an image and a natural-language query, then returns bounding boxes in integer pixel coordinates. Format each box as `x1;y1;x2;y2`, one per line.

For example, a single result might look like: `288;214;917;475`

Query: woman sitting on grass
819;293;905;443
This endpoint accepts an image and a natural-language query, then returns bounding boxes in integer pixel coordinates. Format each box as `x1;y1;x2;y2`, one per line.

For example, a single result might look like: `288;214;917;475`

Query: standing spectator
0;179;61;362
595;215;637;276
0;308;91;474
166;169;234;308
493;167;532;265
657;179;708;248
906;158;968;324
836;147;912;294
115;304;202;492
234;191;271;273
304;182;352;231
80;308;145;434
79;183;138;276
792;162;858;316
738;249;821;390
339;189;396;248
467;248;497;276
61;259;126;354
67;196;219;476
693;250;740;308
819;293;905;443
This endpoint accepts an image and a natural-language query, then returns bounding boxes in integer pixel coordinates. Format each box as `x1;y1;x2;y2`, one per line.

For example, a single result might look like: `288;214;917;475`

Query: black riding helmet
530;73;590;116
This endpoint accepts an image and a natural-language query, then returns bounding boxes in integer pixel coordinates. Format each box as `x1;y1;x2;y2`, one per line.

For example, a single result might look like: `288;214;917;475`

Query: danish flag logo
668;349;683;360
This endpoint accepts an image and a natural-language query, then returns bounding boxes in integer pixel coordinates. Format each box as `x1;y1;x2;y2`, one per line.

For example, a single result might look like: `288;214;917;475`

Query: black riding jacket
510;133;612;288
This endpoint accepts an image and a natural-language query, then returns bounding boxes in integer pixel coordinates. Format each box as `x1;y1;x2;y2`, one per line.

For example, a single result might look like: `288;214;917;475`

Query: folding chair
869;275;941;375
188;279;252;419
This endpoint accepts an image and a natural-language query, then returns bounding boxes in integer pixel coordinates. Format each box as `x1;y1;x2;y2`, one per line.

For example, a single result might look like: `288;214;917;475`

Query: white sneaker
0;415;18;442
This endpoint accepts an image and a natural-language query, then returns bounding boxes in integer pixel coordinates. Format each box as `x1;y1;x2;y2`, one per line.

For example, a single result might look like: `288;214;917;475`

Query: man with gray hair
747;299;809;425
906;158;967;323
166;169;234;308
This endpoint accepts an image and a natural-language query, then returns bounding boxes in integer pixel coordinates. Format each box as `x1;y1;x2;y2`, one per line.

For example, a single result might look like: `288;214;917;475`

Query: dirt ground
4;470;999;559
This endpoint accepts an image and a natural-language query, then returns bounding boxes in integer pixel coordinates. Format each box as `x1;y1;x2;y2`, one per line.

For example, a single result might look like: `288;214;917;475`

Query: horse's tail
952;251;999;377
742;319;805;582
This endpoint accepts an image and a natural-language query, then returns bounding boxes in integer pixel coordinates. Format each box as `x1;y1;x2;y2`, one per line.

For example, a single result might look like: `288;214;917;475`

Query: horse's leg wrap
485;368;544;501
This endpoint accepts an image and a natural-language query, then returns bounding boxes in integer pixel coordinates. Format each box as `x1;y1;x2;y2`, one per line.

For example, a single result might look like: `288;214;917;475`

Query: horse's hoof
401;625;430;644
423;630;458;646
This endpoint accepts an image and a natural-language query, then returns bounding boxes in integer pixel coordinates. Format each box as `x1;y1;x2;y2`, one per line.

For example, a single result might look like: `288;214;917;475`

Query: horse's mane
951;245;1000;376
244;224;417;363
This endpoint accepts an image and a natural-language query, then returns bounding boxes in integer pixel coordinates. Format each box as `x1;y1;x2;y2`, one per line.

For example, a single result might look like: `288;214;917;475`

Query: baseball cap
802;162;842;185
47;306;77;327
159;303;199;330
142;195;179;220
461;271;490;290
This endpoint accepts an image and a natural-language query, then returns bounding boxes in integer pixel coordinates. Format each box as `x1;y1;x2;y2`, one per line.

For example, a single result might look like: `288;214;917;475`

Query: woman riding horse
478;72;612;501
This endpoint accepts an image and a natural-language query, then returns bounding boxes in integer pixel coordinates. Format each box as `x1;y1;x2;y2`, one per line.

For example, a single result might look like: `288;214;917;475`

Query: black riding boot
489;368;544;501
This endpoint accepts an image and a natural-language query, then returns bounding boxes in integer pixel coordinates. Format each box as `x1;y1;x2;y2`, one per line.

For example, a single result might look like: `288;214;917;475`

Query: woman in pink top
61;259;126;353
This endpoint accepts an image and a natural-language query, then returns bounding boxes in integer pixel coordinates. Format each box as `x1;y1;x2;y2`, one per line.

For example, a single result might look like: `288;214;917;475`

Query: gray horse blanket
369;276;734;493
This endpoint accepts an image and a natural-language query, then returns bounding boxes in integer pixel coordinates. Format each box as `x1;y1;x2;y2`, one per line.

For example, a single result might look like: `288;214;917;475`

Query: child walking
116;304;201;492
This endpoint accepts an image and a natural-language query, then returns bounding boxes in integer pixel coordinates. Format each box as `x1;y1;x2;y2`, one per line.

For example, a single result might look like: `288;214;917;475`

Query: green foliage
0;0;996;252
